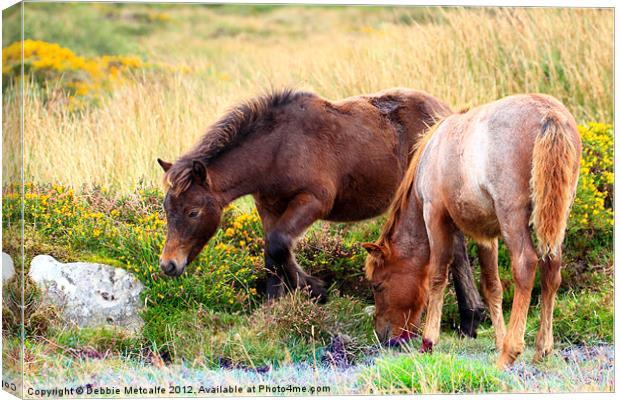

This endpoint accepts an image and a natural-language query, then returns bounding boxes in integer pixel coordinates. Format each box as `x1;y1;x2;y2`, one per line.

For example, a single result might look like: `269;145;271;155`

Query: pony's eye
188;210;199;218
372;283;384;293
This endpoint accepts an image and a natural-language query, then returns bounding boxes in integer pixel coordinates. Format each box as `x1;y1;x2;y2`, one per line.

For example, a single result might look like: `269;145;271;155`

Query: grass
551;288;614;345
361;352;507;393
51;327;144;357
358;332;614;393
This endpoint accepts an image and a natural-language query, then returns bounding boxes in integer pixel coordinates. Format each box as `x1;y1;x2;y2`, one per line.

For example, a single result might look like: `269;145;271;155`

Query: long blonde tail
530;112;577;257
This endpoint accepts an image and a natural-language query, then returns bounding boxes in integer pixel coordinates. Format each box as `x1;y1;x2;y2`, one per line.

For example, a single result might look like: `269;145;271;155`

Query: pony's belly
327;166;403;221
326;196;392;221
448;196;501;242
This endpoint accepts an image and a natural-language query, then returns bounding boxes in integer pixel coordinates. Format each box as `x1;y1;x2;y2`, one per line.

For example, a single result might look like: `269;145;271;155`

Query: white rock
29;255;144;332
2;252;16;283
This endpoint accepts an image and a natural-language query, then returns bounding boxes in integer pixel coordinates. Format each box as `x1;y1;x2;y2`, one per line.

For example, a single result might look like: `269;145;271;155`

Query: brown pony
156;88;484;335
364;93;581;368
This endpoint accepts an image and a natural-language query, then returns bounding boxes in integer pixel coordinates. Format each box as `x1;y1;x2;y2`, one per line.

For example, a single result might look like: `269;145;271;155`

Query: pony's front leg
255;200;285;301
265;192;332;303
421;210;455;352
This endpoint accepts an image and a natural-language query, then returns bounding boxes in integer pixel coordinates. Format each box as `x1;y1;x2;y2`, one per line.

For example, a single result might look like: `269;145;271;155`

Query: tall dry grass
3;7;613;190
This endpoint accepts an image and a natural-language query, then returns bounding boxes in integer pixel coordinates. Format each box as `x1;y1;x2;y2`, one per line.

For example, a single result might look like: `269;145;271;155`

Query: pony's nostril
160;260;176;275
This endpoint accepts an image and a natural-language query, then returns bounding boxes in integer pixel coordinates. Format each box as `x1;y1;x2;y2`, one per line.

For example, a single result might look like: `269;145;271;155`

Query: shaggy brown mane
377;118;445;245
164;88;314;195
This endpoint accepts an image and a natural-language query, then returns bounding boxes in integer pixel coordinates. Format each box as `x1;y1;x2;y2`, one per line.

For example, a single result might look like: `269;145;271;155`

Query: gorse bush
569;122;614;234
2;39;186;110
2;182;380;363
563;122;614;268
2;40;144;108
569;123;613;236
297;223;370;298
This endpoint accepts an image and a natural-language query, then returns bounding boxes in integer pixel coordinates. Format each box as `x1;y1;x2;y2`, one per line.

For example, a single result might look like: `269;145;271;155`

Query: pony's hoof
496;352;516;369
265;282;285;301
458;307;484;338
313;291;328;304
532;348;552;363
420;338;433;354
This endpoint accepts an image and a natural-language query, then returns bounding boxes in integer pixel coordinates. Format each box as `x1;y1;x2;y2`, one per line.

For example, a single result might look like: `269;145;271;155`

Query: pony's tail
530;112;577;258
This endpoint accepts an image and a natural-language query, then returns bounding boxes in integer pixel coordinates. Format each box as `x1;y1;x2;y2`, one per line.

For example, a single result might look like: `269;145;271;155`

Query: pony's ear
192;160;208;184
157;158;172;172
362;242;390;259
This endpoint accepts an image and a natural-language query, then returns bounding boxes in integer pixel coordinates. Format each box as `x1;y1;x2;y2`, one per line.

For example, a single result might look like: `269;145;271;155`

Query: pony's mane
164;88;314;195
377;118;445;245
365;118;445;279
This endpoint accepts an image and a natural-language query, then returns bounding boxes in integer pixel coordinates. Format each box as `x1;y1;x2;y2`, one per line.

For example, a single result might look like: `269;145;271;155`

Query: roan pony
363;93;581;368
157;88;485;336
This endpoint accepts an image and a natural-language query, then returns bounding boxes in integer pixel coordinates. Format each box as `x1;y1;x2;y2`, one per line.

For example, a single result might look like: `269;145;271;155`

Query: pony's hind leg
533;250;562;363
478;239;506;351
496;210;538;369
421;208;455;352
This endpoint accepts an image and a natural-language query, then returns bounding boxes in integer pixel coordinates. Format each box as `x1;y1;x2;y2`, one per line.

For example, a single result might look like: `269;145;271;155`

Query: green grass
356;331;614;393
519;286;613;348
552;287;614;345
361;352;507;393
52;326;144;356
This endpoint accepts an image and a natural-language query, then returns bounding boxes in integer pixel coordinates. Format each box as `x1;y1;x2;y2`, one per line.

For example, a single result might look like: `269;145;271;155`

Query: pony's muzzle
375;322;392;344
159;257;185;277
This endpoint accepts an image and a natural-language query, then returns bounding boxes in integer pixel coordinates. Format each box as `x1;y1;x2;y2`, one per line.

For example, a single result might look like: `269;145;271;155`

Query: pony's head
363;242;428;344
157;158;223;277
